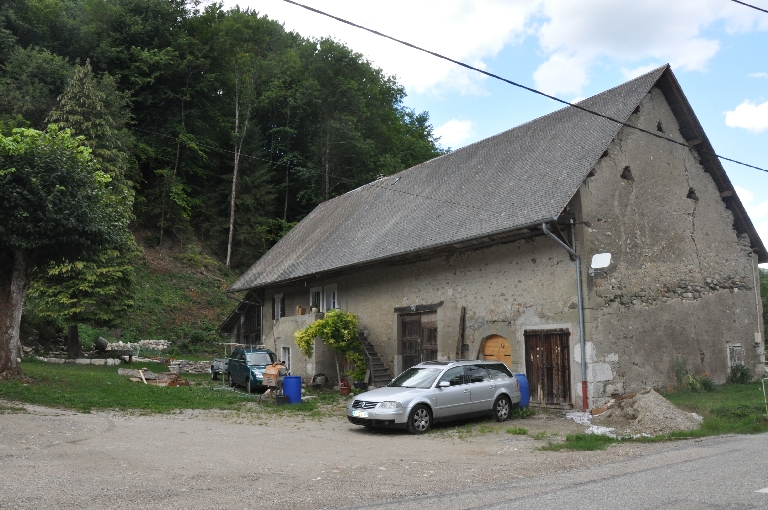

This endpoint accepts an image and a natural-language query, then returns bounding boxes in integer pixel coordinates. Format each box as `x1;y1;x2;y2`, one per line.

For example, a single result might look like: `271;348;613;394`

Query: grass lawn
0;358;346;414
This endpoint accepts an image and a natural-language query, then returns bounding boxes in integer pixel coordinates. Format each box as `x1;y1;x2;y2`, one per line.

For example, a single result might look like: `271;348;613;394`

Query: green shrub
728;364;752;384
506;426;528;435
541;433;616;451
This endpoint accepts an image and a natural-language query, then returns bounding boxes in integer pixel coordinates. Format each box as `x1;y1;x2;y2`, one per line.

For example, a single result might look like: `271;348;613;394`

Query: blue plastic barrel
515;373;530;408
282;376;302;404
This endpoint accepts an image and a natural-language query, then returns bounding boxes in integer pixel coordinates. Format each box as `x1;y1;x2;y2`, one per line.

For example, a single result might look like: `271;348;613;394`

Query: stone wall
575;86;764;405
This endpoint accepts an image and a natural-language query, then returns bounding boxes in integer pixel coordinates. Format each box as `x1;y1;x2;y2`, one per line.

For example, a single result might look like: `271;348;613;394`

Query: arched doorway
481;335;512;369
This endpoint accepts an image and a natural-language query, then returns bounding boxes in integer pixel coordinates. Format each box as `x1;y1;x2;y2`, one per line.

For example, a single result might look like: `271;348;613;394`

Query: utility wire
283;0;767;174
732;0;768;14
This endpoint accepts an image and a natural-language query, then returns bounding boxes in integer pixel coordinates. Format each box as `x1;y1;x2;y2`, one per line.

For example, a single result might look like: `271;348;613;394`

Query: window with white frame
281;346;291;372
309;287;322;310
272;293;284;320
325;284;337;311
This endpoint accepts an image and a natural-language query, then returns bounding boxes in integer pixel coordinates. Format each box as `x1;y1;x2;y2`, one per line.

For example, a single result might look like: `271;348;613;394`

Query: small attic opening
620;166;634;182
599;150;609;160
687;187;699;201
656;121;664;133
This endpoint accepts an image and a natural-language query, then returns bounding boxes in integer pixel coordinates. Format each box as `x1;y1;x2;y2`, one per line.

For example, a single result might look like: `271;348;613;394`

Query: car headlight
379;401;403;409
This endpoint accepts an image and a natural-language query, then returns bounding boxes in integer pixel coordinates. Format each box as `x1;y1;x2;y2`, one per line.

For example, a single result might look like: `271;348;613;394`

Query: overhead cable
731;0;768;14
283;0;767;174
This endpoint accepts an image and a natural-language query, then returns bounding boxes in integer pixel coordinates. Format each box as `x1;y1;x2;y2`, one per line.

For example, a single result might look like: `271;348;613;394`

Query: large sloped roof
230;65;765;292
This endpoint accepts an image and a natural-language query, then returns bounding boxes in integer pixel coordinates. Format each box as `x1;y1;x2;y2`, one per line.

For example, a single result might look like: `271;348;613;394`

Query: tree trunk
67;324;83;358
0;250;32;376
226;147;240;267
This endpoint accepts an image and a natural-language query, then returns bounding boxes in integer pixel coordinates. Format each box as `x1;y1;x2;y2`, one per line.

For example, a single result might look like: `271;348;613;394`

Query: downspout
541;222;589;412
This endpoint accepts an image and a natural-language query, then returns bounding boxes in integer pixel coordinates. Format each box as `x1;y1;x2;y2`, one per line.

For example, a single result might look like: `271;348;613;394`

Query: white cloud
229;0;539;95
622;63;663;80
225;1;768;98
434;119;476;148
725;100;768;133
749;72;768;79
735;185;754;205
531;0;766;95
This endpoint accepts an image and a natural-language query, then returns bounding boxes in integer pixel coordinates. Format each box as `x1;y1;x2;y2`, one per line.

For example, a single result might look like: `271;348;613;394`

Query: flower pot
340;385;351;396
352;382;368;390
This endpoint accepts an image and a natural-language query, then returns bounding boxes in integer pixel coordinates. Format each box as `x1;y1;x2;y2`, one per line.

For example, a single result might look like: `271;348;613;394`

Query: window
281;346;291;372
309;284;338;312
325;284;337;311
465;365;490;383
272;293;284;320
486;363;513;379
309;287;322;310
439;367;465;386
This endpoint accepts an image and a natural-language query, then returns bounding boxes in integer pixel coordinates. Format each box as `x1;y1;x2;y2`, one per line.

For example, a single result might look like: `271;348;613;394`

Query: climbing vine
294;309;366;381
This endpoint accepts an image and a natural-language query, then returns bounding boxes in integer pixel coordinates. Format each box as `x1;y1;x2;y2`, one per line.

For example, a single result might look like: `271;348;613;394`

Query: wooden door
524;329;571;405
482;335;512;369
401;315;421;371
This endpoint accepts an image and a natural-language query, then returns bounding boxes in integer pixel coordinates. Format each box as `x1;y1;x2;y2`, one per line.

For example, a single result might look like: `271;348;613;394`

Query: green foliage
727;364;753;384
1;1;445;269
294;309;365;381
505;426;528;435
664;382;768;436
672;357;714;392
541;433;617;451
0;126;129;259
27;248;137;326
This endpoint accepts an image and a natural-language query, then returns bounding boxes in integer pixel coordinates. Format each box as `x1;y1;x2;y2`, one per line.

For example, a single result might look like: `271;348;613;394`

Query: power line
732;0;768;14
283;0;767;174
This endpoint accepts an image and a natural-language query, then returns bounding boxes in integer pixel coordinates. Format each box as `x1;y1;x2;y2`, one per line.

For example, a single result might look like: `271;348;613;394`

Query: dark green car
227;347;277;393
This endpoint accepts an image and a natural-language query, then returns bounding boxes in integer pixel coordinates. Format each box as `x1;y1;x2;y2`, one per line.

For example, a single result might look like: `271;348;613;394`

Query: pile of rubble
589;388;703;437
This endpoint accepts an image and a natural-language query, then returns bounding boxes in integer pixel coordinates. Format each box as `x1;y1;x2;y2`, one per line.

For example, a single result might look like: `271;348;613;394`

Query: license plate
352;410;369;418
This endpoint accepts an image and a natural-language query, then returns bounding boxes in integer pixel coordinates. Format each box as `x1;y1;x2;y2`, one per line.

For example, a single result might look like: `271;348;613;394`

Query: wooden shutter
280;296;286;318
272;297;276;320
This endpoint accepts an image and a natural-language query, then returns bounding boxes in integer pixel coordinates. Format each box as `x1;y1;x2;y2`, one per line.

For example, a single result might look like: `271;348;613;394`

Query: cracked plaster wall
574;87;764;405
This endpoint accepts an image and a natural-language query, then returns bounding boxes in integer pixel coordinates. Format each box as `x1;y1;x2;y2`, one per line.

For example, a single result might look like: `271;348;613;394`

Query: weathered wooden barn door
400;312;438;370
524;329;571;406
401;315;421;370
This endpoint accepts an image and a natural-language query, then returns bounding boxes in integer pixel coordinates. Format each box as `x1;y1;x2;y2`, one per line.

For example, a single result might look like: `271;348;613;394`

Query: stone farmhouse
221;65;766;409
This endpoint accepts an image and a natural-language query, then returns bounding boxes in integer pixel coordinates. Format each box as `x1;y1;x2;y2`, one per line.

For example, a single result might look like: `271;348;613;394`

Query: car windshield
246;352;276;365
389;368;442;388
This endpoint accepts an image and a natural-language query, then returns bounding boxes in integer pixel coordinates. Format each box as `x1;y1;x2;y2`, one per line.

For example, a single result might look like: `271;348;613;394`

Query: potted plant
339;379;351;396
311;302;320;313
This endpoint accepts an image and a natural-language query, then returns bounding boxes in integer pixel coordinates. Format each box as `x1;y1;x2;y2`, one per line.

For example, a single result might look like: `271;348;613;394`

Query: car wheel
210;366;218;381
228;373;236;388
407;404;432;434
246;378;252;394
493;395;511;422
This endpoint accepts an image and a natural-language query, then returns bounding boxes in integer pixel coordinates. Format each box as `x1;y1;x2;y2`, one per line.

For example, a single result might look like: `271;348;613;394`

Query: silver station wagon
347;360;522;434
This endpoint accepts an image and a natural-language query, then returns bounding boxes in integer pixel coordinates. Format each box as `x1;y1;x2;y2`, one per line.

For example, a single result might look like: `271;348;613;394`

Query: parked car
226;347;278;393
347;360;522;434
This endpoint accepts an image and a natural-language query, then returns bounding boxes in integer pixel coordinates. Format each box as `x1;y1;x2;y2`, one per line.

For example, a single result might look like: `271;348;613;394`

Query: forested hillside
0;0;445;269
0;0;445;356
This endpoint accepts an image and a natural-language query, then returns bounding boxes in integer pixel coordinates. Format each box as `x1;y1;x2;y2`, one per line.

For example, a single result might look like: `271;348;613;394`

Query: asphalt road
346;433;768;510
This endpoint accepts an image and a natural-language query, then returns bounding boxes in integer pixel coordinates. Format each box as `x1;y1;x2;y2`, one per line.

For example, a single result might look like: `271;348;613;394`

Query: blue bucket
282;376;302;404
515;373;530;408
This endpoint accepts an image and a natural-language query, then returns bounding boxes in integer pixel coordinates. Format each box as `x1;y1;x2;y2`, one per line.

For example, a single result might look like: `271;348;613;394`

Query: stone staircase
360;339;393;387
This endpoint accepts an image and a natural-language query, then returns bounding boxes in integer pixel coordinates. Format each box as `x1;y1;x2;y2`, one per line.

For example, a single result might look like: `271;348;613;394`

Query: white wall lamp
589;253;612;277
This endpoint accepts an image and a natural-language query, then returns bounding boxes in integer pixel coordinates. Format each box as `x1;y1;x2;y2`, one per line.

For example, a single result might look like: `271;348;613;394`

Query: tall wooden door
400;312;438;370
482;335;512;369
401;316;421;370
524;329;571;405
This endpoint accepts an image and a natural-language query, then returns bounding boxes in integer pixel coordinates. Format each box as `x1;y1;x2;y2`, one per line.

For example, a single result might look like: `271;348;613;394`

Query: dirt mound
592;388;702;436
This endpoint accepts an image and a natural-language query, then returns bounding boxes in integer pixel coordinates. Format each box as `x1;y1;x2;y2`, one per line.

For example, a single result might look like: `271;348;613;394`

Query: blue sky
226;0;767;246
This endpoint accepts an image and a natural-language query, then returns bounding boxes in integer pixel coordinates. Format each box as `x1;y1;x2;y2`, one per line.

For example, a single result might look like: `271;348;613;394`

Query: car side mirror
438;380;450;388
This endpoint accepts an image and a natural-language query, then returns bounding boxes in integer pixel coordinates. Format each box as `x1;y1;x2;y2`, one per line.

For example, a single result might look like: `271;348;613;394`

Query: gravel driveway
0;400;665;509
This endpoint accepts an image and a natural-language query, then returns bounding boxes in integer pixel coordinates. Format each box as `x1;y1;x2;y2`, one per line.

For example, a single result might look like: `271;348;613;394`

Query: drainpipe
541;222;589;412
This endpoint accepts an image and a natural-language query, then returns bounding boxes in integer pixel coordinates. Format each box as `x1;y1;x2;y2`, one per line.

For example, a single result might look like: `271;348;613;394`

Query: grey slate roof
229;65;763;292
